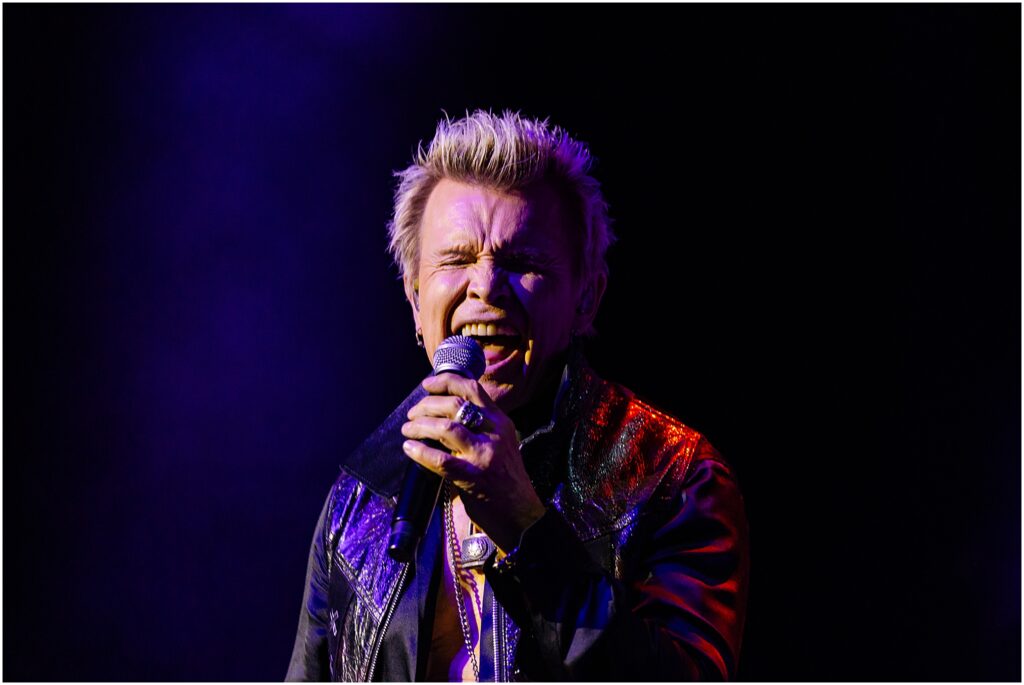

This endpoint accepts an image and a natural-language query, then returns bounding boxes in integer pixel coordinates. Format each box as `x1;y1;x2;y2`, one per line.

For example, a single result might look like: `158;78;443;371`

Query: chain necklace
442;481;484;681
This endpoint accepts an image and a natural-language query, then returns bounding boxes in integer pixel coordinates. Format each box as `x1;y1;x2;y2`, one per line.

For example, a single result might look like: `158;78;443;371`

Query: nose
466;257;509;304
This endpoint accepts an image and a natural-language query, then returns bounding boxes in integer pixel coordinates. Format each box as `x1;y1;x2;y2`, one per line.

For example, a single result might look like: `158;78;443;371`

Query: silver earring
415;329;424;348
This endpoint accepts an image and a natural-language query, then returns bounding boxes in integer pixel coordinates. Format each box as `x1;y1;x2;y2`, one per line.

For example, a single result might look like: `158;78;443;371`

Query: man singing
286;110;750;681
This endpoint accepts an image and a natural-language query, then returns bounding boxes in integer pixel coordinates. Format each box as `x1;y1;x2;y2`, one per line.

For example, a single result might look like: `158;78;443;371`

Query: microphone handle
387;444;445;563
387;335;485;563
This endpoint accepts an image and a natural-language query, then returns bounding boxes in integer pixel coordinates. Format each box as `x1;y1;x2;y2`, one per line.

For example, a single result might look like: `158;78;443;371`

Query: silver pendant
461;533;496;570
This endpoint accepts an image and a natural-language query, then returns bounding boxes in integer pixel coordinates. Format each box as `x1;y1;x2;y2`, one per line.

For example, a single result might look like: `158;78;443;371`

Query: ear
573;272;607;333
403;274;422;331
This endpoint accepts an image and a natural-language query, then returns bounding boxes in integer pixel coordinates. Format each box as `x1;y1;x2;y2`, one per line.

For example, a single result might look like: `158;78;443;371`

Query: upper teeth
460;323;515;337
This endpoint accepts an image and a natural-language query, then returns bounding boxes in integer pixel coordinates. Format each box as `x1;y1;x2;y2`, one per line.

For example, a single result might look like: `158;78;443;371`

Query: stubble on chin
479;378;513;407
484;373;540;415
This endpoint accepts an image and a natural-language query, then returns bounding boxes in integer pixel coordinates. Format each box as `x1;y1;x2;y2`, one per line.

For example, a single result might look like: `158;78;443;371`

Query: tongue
475;336;520;364
476;334;519;345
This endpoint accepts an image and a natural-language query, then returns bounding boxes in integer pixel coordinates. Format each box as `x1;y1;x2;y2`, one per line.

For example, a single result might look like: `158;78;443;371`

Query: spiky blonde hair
387;109;615;293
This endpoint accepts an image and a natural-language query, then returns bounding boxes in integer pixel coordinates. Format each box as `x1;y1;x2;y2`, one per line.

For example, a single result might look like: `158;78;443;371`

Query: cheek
509;273;546;303
421;273;466;331
510;275;576;339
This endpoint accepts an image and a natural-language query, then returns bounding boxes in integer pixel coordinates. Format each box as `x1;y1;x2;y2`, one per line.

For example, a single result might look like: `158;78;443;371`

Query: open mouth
457;323;526;370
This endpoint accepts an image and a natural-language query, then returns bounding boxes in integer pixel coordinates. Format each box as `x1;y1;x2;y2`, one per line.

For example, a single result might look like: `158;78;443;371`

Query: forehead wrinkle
423;180;540;258
423;201;484;260
445;195;529;252
444;196;485;238
483;196;532;251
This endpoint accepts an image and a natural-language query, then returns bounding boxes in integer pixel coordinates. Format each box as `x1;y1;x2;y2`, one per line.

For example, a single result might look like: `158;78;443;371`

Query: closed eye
434;248;476;267
500;253;549;274
439;256;474;267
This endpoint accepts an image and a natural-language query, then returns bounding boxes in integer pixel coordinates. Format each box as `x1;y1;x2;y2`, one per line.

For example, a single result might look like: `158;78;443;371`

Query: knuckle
432;452;448;472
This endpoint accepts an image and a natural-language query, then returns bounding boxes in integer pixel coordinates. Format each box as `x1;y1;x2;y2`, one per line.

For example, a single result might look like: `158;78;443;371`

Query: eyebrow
433;245;477;258
434;244;553;261
497;246;552;262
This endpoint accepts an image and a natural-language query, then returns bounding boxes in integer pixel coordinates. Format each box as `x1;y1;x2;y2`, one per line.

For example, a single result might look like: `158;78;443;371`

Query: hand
401;373;546;552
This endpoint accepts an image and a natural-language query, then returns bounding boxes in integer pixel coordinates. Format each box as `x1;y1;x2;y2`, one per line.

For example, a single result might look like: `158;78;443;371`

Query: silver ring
454;401;485;432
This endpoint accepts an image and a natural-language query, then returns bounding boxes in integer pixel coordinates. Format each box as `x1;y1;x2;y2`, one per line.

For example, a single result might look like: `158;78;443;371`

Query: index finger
421;373;494;409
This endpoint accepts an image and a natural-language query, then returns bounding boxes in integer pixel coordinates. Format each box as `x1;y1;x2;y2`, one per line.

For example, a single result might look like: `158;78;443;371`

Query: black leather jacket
286;354;750;681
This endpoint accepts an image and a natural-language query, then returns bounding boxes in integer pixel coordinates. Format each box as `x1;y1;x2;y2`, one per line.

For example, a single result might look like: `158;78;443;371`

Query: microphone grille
432;335;486;380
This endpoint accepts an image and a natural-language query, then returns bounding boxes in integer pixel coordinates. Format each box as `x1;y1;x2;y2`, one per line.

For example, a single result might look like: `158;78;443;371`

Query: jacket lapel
341;382;430;499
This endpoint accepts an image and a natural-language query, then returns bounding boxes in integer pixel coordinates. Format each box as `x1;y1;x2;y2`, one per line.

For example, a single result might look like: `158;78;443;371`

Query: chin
479;377;515;407
485;376;544;415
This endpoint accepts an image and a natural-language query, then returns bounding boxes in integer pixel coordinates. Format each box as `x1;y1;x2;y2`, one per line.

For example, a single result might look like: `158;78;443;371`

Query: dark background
4;4;1020;681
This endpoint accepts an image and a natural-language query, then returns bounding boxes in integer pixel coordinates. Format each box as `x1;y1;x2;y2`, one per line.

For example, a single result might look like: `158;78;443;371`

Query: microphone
387;335;486;562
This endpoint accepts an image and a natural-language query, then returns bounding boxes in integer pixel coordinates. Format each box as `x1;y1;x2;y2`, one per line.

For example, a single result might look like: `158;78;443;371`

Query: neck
508;348;569;439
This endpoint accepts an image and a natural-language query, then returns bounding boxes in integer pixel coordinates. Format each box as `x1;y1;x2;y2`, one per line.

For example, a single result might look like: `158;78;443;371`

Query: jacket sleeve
285;485;335;682
487;440;750;681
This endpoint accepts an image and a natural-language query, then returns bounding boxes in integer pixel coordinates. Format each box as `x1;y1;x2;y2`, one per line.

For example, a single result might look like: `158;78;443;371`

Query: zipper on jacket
493;598;507;681
492;595;500;681
364;562;411;682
